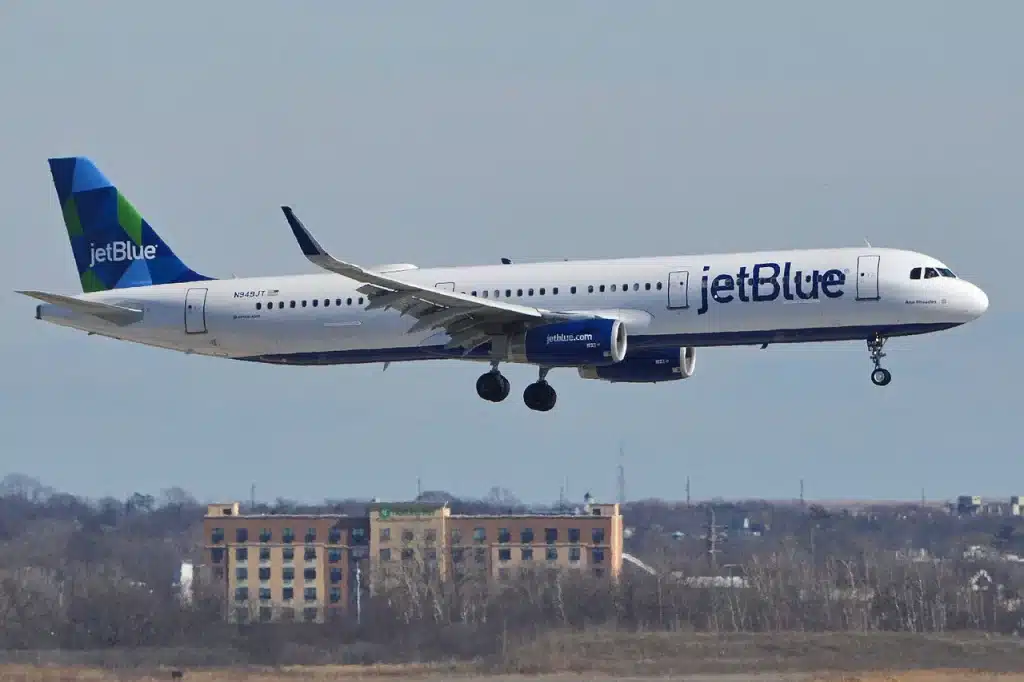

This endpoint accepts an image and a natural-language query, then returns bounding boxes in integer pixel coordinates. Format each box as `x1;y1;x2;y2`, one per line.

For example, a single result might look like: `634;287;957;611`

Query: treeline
1;474;1023;666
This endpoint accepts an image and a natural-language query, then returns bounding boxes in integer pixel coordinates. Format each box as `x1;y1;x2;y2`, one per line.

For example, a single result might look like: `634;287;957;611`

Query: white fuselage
35;247;988;366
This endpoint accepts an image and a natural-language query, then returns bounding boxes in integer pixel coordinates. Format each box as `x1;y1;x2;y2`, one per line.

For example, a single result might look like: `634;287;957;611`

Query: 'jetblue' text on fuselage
697;261;846;315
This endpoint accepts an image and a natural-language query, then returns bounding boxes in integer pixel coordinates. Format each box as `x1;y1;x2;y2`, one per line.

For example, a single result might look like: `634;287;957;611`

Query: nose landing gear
867;334;892;386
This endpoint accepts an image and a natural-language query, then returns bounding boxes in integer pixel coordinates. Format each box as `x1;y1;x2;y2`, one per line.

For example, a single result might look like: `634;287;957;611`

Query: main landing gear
476;363;510;403
475;364;557;411
867;333;892;387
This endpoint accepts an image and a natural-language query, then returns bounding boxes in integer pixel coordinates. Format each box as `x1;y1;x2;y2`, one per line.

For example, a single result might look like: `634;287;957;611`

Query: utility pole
800;478;805;509
706;506;721;572
416;476;422;499
250;483;255;511
685;476;691;507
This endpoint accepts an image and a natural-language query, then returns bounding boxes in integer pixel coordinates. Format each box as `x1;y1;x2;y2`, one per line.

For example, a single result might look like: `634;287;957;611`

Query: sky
1;1;1021;506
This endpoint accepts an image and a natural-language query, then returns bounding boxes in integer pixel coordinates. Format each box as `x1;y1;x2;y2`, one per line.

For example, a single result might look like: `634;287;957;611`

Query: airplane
19;156;989;412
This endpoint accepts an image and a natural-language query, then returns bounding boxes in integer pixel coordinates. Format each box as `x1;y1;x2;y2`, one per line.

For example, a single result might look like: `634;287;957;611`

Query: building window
544;528;557;544
569;547;581;562
234;587;248;602
235;547;248;562
259;606;272;622
259;547;271;562
473;527;486;544
328;527;342;544
211;548;224;564
235;528;248;543
546;547;558;561
521;548;534;561
379;548;391;561
329;587;342;604
592;548;605;564
282;528;295;543
282;567;295;582
379;527;391;542
305;528;317;543
328;549;342;563
236;567;248;581
401;548;414;561
401;529;414;543
258;567;271;581
498;568;510;580
211;527;224;543
498;548;511;562
520;528;534;544
330;568;343;584
259;588;271;602
452;548;465;563
425;529;437;544
474;547;486;563
280;607;295;621
304;607;318;621
283;587;294;601
352;527;367;544
259;528;271;543
592;528;605;544
304;587;317;602
304;547;317;561
451;528;462;545
425;548;437;562
304;568;317;581
498;528;510;544
282;547;294;562
568;528;580;543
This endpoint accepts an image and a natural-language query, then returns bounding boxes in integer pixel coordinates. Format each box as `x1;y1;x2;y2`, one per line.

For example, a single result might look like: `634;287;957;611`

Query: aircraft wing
281;206;580;353
17;290;144;326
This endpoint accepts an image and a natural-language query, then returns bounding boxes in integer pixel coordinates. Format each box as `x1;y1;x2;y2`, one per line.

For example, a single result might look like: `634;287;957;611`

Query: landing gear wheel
476;371;510;402
866;333;892;387
523;381;557;412
871;368;892;386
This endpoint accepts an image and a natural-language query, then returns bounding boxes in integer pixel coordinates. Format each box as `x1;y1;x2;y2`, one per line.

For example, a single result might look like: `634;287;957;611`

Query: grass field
1;632;1022;681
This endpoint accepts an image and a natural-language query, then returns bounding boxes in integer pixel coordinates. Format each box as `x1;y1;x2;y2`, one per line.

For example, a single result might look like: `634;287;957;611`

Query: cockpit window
924;267;939;279
938;268;956;278
910;267;921;280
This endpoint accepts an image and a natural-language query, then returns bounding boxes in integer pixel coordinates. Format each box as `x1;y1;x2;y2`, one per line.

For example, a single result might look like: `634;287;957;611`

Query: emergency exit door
184;288;208;334
856;255;880;301
667;270;690;309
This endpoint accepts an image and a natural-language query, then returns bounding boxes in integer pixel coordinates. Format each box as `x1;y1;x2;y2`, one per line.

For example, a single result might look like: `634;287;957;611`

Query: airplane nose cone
967;284;989;318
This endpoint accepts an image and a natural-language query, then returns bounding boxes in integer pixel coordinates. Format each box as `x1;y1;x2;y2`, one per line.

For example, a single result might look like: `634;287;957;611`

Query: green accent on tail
80;270;105;293
62;197;83;238
116;191;144;246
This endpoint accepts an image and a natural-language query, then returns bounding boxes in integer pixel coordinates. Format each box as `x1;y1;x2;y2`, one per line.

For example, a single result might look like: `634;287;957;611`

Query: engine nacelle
508;318;627;366
578;346;696;383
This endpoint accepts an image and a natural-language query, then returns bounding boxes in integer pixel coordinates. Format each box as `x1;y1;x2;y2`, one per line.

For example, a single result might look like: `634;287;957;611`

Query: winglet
282;206;326;258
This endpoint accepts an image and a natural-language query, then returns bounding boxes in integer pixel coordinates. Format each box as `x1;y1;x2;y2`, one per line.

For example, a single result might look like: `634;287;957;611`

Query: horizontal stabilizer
16;290;144;326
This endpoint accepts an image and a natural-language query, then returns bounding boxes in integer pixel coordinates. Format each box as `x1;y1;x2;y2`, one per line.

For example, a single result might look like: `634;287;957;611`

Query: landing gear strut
867;333;892;387
476;362;510;402
523;367;557;412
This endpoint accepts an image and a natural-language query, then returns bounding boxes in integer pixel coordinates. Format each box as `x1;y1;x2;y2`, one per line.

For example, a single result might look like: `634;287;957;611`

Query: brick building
203;498;623;623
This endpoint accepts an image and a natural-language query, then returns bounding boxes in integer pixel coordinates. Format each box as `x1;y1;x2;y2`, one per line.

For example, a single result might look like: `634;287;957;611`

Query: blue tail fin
48;156;213;292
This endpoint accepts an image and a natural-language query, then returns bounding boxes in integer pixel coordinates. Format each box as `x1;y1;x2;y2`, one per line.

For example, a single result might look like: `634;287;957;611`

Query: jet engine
507;318;627;366
577;346;696;383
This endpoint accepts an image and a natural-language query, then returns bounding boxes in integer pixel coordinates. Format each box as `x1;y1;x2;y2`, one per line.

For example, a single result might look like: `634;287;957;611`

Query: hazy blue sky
2;1;1021;505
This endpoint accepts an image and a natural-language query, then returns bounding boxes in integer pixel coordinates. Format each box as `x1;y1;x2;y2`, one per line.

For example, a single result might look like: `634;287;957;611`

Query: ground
1;632;1022;681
